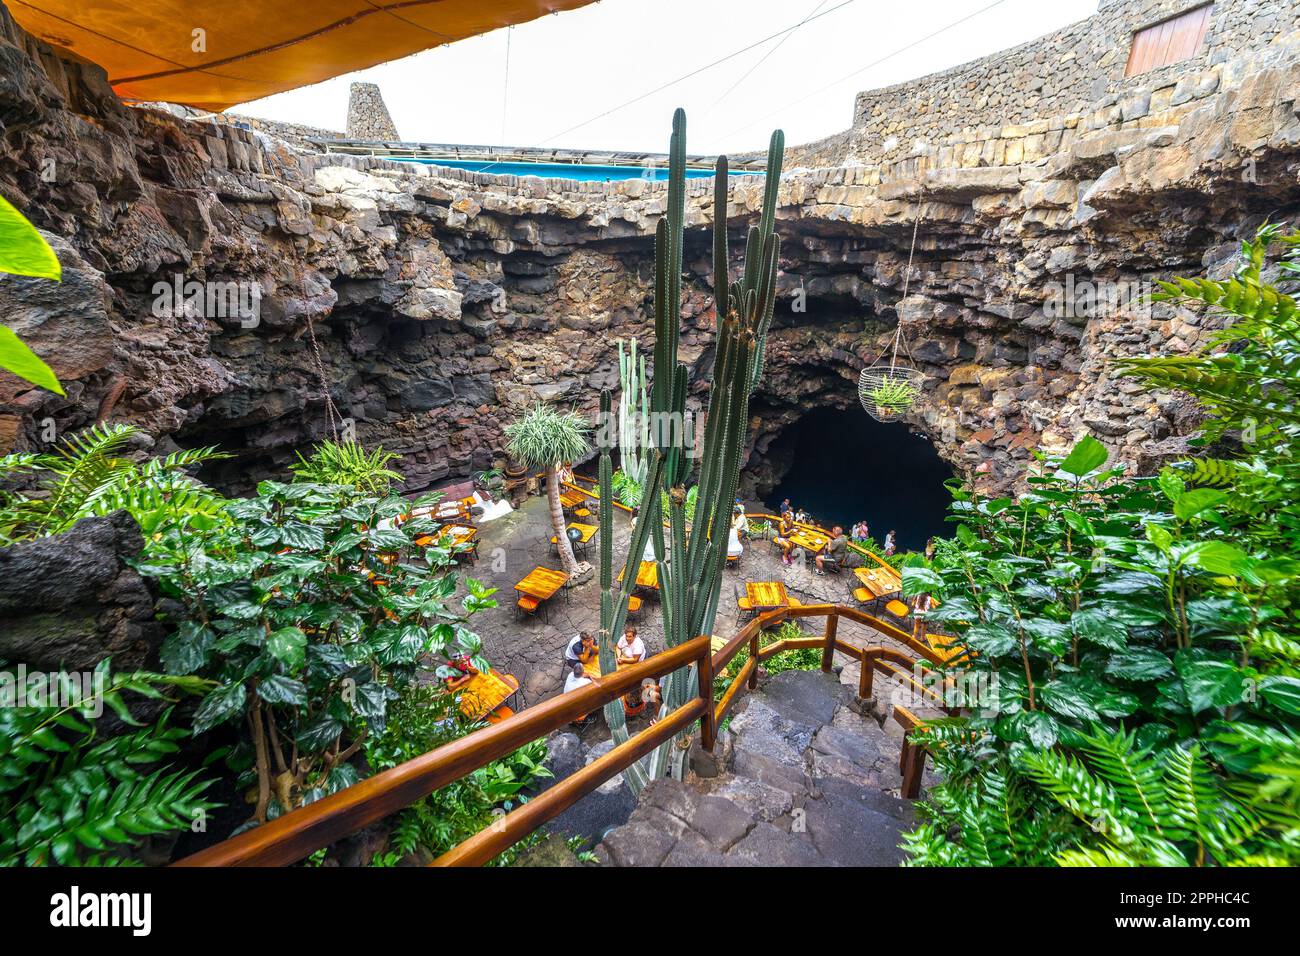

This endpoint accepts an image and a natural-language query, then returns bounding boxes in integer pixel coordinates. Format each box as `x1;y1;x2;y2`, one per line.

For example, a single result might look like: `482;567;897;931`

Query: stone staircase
592;669;924;867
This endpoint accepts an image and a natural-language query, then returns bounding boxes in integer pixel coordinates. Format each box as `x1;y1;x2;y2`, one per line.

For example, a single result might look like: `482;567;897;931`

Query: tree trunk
547;465;579;577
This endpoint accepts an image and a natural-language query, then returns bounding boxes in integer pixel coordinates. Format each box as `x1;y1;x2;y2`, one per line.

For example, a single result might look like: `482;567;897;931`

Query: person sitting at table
563;662;598;726
794;507;811;525
564;631;598;668
444;654;478;690
727;507;745;561
557;460;575;485
774;510;798;566
616;626;646;666
564;662;593;694
816;525;848;574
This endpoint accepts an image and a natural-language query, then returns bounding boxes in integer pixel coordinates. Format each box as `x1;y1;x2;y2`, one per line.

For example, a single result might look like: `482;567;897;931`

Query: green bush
902;226;1300;867
139;480;497;826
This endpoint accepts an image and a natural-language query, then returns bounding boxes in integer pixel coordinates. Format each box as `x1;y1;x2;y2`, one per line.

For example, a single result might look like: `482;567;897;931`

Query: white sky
235;0;1099;156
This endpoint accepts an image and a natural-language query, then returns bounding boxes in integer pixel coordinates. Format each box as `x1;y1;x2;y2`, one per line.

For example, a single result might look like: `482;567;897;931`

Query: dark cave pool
764;406;955;553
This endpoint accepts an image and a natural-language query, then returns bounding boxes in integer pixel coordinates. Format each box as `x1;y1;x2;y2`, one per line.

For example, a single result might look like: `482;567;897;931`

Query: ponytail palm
504;404;591;577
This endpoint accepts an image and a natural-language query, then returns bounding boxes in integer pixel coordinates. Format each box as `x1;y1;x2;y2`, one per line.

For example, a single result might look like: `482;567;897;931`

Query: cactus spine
596;109;784;791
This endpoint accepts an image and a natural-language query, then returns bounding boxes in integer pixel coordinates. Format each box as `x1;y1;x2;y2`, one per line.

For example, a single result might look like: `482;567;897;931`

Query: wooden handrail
173;637;711;867
176;602;954;867
433;698;707;866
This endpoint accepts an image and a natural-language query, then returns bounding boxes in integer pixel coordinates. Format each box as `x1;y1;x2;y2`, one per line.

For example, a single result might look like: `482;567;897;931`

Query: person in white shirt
616;626;646;667
563;662;592;694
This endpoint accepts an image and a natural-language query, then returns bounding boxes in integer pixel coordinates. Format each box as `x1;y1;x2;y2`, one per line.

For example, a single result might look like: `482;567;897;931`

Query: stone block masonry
346;82;400;141
842;0;1300;168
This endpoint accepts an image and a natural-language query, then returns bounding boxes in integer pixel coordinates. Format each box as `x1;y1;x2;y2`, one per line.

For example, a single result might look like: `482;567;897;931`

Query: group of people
771;507;899;567
562;626;664;724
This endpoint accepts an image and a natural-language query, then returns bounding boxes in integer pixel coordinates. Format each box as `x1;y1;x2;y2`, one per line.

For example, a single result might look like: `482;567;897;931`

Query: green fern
0;423;228;544
0;659;219;866
289;439;402;494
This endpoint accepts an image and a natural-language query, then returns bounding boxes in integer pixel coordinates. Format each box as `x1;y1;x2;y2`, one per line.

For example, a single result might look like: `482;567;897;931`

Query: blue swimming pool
389;157;764;182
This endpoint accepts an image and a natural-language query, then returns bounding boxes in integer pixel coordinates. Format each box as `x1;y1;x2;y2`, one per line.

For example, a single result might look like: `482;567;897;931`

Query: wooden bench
885;599;910;619
853;587;873;603
626;595;643;615
517;595;541;615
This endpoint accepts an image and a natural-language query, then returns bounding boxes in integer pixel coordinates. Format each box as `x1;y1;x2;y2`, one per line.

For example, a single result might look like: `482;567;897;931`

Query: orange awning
9;0;600;111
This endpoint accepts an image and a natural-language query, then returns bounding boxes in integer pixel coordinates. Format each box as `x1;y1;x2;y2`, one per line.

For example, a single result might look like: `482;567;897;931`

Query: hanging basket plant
858;364;923;421
858;216;925;423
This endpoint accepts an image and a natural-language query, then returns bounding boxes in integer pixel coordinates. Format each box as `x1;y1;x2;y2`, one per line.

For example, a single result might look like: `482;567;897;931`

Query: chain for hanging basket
859;216;925;422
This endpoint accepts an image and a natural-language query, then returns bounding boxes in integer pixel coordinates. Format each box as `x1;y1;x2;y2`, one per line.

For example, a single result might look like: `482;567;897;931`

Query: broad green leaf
1257;676;1300;715
0;325;64;395
901;567;943;596
1179;541;1249;577
1175;650;1246;713
1174;488;1227;521
266;626;307;671
1071;607;1127;650
1106;647;1174;681
192;682;247;734
256;674;307;706
1058;436;1108;478
0;194;61;279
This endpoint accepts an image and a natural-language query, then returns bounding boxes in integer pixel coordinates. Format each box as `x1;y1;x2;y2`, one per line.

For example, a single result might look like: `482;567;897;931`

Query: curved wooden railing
174;602;953;867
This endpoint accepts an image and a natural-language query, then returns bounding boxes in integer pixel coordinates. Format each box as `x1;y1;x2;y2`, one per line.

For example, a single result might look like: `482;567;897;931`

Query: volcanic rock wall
2;3;1300;496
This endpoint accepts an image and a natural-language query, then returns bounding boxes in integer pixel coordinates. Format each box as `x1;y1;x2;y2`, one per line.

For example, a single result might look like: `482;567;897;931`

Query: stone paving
593;670;922;867
460;491;943;859
465;490;921;710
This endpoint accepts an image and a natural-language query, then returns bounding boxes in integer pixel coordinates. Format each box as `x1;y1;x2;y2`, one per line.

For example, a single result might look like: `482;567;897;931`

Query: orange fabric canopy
9;0;600;111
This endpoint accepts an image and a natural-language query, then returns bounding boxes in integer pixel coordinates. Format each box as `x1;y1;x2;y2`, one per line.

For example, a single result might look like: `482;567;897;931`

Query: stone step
595;668;924;866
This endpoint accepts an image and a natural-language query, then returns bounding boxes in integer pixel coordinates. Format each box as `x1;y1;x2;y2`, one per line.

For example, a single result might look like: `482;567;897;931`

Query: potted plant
867;373;921;418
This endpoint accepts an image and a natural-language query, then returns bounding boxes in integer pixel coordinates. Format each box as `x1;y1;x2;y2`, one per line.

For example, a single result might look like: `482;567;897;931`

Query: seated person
444;654;477;690
616;626;646;666
774;510;798;566
564;631;598;667
557;461;575;485
563;662;596;725
816;525;849;574
794;508;811;525
564;662;593;694
727;509;745;559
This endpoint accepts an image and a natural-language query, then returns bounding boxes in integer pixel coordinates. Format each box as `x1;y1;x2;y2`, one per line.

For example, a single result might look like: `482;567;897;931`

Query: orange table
559;488;586;508
454;670;519;720
854;564;901;598
515;566;568;602
747;581;791;611
416;523;477;549
787;527;830;554
618;560;659;590
580;654;637;680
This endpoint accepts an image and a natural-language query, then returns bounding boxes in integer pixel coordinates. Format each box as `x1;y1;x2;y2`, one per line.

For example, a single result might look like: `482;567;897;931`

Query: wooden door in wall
1125;3;1213;76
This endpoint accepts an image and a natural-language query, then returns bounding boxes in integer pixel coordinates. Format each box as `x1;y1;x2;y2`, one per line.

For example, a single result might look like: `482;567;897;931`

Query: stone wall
346;82;400;141
844;0;1300;166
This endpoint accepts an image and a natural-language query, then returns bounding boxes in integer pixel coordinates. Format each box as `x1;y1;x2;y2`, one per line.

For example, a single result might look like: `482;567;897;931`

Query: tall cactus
615;337;649;487
596;108;785;790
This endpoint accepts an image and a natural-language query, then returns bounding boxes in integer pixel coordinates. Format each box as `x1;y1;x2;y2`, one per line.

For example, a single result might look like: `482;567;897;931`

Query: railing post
746;631;760;689
820;610;838;672
859;647;875;699
698;638;716;752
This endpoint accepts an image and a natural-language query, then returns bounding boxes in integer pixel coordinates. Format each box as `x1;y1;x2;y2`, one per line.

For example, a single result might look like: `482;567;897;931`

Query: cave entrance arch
756;406;954;553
